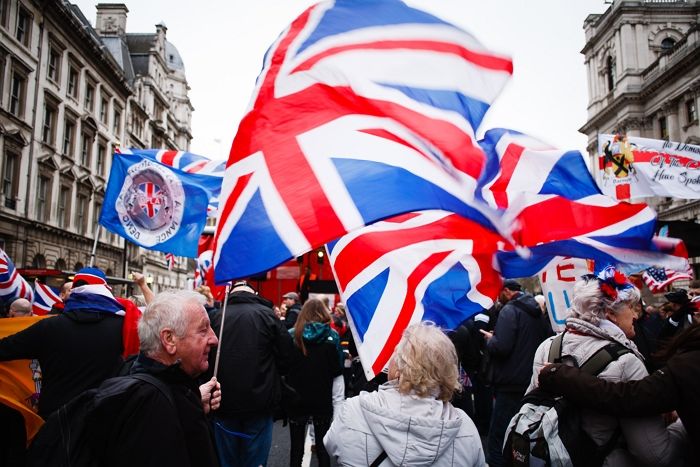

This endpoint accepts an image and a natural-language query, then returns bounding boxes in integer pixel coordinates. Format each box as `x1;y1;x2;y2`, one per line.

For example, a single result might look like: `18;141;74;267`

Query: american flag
32;280;62;315
643;266;693;293
475;129;675;278
328;210;502;378
214;0;512;283
0;248;33;304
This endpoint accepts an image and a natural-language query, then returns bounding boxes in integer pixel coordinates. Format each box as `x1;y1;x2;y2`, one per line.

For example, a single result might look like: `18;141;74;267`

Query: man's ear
160;328;177;355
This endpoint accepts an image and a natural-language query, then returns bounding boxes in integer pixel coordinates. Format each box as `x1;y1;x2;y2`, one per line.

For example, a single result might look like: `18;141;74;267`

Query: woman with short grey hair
525;266;683;466
324;321;485;466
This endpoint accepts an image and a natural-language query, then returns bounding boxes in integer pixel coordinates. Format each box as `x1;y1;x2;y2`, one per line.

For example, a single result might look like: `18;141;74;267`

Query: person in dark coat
658;288;695;343
0;268;124;418
91;290;220;467
539;321;700;465
282;291;302;330
207;281;294;467
287;299;343;467
482;279;553;467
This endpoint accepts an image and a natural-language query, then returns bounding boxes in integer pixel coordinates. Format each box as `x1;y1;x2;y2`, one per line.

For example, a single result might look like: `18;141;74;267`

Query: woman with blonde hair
286;299;343;467
523;266;683;466
324;321;484;466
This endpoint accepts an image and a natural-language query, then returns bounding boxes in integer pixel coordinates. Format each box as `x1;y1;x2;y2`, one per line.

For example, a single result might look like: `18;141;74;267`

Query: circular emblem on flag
116;159;185;246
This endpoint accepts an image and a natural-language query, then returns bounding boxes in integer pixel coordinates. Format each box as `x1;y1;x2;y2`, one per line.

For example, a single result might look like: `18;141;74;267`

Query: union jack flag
476;129;670;278
328;210;502;378
197;235;226;301
214;0;512;282
165;253;176;271
32;280;62;315
117;148;224;217
138;182;163;218
0;249;33;304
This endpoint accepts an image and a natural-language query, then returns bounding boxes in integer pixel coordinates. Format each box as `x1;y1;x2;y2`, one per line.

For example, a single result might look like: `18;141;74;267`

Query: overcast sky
73;0;610;161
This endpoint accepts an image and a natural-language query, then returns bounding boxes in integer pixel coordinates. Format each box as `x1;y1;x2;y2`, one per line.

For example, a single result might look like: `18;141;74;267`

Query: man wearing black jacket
208;281;294;467
482;280;553;467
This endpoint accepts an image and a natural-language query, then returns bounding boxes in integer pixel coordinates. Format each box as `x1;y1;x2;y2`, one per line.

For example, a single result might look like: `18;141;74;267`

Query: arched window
606;56;616;92
32;253;46;268
106;268;114;277
55;258;67;270
661;37;676;52
73;261;84;272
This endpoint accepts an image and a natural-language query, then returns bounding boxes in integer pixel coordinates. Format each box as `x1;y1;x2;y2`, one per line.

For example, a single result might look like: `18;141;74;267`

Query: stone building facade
580;0;700;224
0;0;191;292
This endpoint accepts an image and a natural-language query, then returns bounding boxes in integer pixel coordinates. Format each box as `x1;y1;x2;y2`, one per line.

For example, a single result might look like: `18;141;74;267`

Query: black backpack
504;331;631;467
27;374;174;467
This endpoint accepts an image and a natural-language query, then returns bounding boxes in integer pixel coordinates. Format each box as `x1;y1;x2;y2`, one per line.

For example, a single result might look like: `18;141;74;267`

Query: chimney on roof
95;3;128;37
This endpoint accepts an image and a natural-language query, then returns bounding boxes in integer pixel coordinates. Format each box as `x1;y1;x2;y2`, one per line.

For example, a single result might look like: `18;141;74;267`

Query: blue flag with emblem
100;150;222;257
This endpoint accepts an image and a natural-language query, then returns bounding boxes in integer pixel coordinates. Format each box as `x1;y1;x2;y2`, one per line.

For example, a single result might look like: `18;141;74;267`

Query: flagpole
212;282;231;379
89;223;101;268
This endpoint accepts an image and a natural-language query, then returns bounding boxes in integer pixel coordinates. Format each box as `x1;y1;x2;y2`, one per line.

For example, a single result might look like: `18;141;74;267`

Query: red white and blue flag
214;0;512;282
0;249;33;304
642;266;693;294
117;148;224;218
101;150;222;257
328;210;503;378
165;253;176;271
32;280;62;316
475;129;679;277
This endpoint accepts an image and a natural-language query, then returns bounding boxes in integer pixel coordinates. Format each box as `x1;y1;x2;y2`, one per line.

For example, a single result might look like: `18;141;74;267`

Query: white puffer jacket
528;318;684;467
324;381;485;466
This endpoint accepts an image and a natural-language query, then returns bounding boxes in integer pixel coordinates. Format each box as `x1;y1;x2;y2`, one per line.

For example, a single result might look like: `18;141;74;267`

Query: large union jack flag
0;249;33;304
477;129;687;277
214;0;513;282
328;210;502;378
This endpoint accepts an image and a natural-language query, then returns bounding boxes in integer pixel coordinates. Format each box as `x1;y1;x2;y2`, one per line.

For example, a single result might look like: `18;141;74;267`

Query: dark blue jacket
486;293;553;393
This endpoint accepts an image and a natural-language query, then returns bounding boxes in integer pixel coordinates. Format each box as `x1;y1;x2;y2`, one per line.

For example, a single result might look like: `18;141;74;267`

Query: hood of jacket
358;382;466;465
565;317;643;360
302;321;332;344
509;293;542;318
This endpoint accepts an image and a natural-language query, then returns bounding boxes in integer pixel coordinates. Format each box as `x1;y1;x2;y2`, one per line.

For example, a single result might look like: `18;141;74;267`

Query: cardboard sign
539;257;593;332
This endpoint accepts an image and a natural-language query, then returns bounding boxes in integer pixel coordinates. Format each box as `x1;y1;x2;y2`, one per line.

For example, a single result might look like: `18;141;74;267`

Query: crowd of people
0;266;698;466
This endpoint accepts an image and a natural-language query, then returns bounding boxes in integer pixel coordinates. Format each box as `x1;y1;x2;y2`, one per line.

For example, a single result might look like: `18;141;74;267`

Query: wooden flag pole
212;283;231;379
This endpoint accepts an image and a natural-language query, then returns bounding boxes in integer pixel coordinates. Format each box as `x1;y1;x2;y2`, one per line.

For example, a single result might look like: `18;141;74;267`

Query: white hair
568;277;640;325
138;290;206;356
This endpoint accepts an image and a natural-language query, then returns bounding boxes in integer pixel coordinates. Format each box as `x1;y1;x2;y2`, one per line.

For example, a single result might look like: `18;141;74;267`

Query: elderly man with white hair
94;290;221;467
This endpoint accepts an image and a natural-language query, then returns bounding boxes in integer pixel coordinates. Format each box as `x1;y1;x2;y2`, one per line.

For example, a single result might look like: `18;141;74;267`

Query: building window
84;82;94;112
36;175;50;221
659;116;669;140
94;202;102;234
113;107;122;135
42;101;57;145
9;69;27;117
75;194;88;234
687;99;697;124
606;56;615;92
15;5;31;47
80;132;92;167
63;119;75;156
2;152;18;209
100;97;108;123
68;66;79;98
58;185;70;228
96;143;106;176
661;37;676;52
0;0;8;29
47;46;61;83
